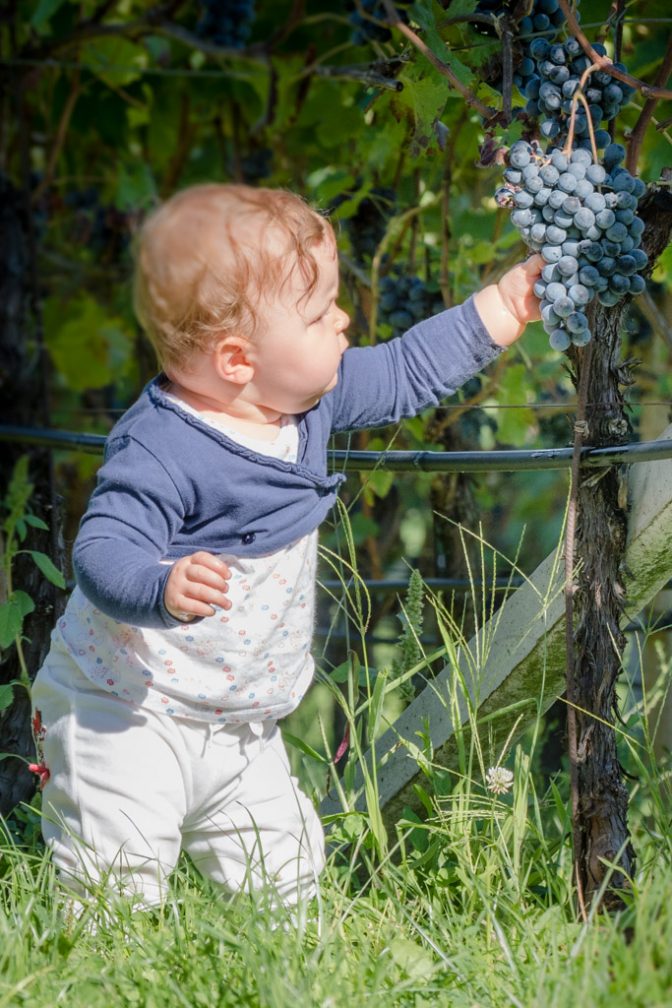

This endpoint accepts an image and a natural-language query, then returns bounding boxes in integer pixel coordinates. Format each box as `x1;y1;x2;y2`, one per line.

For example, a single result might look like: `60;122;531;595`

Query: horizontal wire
50;399;672;417
3;424;672;471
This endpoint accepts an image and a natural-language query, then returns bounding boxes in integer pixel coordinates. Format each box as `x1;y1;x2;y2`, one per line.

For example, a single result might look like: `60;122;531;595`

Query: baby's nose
336;306;350;333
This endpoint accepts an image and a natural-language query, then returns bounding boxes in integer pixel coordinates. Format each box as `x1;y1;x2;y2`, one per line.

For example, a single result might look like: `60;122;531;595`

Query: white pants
33;656;325;909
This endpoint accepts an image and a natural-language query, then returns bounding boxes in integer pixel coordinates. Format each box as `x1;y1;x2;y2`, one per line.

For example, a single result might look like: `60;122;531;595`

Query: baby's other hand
497;254;544;327
164;551;232;622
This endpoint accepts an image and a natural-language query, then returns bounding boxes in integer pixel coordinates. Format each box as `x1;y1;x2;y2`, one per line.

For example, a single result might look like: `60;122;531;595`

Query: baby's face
248;238;350;416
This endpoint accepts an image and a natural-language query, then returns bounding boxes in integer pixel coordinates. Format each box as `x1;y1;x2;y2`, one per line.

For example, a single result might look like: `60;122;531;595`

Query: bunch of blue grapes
496;139;647;350
345;187;396;262
474;0;567;95
196;0;255;49
240;146;273;183
525;39;635;146
475;0;566;37
348;0;411;45
378;273;443;339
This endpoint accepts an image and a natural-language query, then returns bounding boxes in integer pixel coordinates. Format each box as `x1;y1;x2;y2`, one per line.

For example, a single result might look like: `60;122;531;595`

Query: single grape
571;327;592;346
549;328;572;351
545;281;567;301
595;208;616;230
566;311;589;334
630;248;648;270
579;264;600;286
557;254;578;276
568;283;591;305
509;141;533;168
609;273;630;295
554;296;575;317
603;142;626;168
574;207;596;230
542;244;563;263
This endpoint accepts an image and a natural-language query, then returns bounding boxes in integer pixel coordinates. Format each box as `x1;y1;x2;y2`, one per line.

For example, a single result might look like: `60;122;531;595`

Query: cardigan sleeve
72;435;189;628
327;296;503;433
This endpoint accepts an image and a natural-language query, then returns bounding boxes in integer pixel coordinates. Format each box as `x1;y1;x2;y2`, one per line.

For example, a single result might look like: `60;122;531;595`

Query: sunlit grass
3;522;672;1006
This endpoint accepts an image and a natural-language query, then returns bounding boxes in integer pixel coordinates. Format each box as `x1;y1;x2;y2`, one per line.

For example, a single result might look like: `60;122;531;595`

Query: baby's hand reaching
164;551;232;622
497;254;544;329
473;254;544;348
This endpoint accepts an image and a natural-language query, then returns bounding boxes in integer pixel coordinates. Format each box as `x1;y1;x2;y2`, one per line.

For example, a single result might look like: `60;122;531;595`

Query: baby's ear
213;336;254;385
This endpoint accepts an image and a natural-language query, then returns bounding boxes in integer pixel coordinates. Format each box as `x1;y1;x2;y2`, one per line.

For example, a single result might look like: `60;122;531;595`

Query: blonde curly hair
133;183;332;372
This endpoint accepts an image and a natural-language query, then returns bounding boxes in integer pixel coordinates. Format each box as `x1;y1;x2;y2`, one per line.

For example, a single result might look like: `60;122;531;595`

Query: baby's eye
311;305;331;324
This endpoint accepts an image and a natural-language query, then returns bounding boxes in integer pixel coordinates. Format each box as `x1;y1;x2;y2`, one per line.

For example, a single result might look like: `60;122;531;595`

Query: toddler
33;183;541;912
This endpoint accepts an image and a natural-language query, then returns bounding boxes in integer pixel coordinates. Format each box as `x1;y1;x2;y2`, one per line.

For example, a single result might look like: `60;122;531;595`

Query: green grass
1;758;671;1008
3;526;672;1007
3;675;672;1007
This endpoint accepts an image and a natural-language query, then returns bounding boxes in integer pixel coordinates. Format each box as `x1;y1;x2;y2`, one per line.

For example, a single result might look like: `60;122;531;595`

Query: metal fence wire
3;424;672;470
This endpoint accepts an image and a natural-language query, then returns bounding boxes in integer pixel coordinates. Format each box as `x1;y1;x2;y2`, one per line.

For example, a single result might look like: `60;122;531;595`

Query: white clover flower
485;766;514;795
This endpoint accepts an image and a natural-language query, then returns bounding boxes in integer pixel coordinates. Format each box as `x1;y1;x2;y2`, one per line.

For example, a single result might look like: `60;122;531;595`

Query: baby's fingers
182;566;231;613
188;551;231;579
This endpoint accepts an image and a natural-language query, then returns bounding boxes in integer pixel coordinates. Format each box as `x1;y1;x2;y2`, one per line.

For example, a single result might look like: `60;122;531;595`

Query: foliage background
2;0;672;770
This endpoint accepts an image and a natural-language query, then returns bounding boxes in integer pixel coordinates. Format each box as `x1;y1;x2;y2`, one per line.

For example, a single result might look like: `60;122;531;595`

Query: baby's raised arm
326;255;543;435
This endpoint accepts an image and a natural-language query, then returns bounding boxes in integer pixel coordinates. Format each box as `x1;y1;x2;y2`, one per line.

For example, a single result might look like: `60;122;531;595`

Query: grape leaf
0;600;23;649
0;685;15;713
31;0;68;28
80;37;147;87
28;551;66;589
44;296;133;392
496;364;536;446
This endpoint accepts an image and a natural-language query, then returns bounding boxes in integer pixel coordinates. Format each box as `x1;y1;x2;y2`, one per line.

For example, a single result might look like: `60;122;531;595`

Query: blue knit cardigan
73;296;501;628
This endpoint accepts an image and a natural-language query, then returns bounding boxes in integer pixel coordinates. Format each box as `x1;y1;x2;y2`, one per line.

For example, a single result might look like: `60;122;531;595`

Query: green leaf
362;467;394;502
329;659;352;684
282;732;329;764
306;168;356;207
31;0;68;28
24;515;49;531
80;36;148;87
115;160;157;212
45;296;134;392
28;551;66;589
495;363;536;446
13;591;35;620
0;600;23;650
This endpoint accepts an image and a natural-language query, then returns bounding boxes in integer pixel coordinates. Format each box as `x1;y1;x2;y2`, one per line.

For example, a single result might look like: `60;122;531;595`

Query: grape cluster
475;0;566;37
475;0;567;94
378;273;443;339
345;187;396;261
63;188;130;259
196;0;255;49
525;39;635;148
240;146;273;183
496;140;647;349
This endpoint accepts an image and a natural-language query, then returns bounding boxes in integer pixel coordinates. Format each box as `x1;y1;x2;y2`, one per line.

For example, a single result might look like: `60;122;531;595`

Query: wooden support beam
320;425;672;827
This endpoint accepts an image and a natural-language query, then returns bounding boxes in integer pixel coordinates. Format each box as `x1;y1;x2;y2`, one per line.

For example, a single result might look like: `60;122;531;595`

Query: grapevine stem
380;0;496;120
31;70;80;204
576;91;600;164
557;0;672;100
563;62;602;162
626;35;672;174
565;337;594;924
